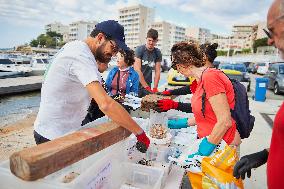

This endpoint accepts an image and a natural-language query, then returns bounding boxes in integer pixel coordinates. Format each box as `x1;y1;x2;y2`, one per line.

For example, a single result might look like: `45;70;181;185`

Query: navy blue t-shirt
135;45;162;87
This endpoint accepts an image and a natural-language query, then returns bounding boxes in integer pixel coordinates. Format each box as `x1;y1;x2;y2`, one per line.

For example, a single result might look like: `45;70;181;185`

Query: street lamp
53;37;60;49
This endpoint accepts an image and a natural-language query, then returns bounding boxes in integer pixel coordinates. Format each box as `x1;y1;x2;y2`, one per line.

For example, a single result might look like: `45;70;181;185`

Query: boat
0;58;32;79
28;56;50;76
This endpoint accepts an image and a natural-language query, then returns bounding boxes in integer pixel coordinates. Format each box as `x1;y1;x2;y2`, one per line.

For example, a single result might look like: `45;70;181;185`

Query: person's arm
176;102;193;113
86;81;142;134
153;61;161;89
207;93;232;144
233;149;269;179
157;99;192;113
134;57;149;88
165;86;192;96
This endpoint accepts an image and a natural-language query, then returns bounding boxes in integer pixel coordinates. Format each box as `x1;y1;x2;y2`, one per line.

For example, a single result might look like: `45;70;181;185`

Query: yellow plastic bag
187;145;243;189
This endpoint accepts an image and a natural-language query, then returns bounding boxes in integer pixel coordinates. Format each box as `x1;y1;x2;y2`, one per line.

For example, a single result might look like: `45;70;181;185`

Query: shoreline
0;113;37;162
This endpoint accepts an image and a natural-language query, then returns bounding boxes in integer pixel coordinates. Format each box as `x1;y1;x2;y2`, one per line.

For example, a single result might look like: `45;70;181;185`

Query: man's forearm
153;72;160;88
137;71;148;87
87;82;143;135
100;98;142;135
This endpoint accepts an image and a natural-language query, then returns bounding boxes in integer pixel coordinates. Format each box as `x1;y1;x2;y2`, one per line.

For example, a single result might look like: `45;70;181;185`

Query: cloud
0;0;141;27
0;0;273;47
155;0;272;33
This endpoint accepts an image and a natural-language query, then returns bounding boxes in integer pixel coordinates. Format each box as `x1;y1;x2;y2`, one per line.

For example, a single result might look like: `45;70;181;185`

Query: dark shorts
33;130;50;145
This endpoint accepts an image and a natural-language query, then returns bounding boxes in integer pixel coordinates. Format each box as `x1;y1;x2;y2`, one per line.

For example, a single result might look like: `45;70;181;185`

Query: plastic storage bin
254;77;269;102
119;163;164;189
0;139;128;189
0;117;151;189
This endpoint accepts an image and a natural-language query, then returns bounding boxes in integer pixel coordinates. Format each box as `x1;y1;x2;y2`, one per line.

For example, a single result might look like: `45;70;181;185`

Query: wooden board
9;122;131;181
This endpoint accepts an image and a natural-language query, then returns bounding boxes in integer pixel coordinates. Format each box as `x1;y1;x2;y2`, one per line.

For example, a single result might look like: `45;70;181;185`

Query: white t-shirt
34;41;101;140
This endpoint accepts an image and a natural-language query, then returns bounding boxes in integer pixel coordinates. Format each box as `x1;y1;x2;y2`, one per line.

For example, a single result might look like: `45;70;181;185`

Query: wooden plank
9;122;131;181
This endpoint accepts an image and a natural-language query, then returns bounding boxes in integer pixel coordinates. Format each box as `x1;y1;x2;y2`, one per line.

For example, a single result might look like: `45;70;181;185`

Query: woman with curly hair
106;49;139;97
156;43;218;117
170;41;241;158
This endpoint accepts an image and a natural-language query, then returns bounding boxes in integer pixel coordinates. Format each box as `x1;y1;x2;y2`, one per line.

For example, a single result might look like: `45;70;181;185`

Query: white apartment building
185;27;211;44
232;25;257;50
151;21;185;56
256;21;268;39
119;4;155;50
211;34;230;50
45;22;69;35
170;25;186;47
68;21;98;42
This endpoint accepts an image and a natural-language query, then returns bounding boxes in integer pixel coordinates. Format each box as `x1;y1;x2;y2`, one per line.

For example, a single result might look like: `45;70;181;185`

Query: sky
0;0;273;48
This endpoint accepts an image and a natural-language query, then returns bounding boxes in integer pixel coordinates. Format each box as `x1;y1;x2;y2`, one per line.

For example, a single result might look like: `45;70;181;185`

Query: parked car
265;62;284;94
167;68;195;86
213;61;220;68
251;63;260;74
218;63;251;92
257;62;270;75
244;62;255;73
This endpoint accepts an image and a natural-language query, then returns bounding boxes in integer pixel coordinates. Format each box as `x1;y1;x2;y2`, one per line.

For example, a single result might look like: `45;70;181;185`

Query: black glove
233;149;269;179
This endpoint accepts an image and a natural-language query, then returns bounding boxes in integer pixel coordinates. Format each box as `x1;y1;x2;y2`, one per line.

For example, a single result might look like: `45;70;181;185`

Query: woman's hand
187;117;196;126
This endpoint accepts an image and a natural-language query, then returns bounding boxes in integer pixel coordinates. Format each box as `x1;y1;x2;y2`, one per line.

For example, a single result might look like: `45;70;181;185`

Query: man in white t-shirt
34;20;150;153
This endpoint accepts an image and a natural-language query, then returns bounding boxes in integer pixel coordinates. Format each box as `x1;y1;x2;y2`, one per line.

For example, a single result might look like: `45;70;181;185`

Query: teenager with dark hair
134;28;162;97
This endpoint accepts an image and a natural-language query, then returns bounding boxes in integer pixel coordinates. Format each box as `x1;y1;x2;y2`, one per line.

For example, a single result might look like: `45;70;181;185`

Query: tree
217;50;227;56
46;31;63;39
29;31;64;48
253;37;268;53
36;34;47;47
241;48;252;54
30;39;39;47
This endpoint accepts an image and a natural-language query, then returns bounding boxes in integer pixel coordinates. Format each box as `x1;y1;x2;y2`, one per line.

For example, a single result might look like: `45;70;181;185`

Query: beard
94;42;112;63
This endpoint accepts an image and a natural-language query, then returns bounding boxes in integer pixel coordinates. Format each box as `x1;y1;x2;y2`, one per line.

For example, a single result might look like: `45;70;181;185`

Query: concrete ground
158;72;283;189
241;98;282;189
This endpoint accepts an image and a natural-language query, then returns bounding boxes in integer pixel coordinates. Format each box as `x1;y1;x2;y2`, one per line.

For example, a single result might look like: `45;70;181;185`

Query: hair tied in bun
210;43;218;50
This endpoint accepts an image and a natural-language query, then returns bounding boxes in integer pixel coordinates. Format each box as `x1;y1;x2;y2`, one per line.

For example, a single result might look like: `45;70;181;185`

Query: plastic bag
169;139;243;189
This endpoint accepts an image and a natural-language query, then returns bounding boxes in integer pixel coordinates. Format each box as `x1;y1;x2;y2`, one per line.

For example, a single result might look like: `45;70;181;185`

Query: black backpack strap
201;84;206;118
200;68;209;118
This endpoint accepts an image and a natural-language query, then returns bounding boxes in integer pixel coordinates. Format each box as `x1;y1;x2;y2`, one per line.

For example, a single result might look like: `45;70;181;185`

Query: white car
257;62;270;75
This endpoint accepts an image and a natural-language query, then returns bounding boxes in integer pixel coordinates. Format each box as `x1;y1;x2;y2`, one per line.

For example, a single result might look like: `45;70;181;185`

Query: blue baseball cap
95;20;129;51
